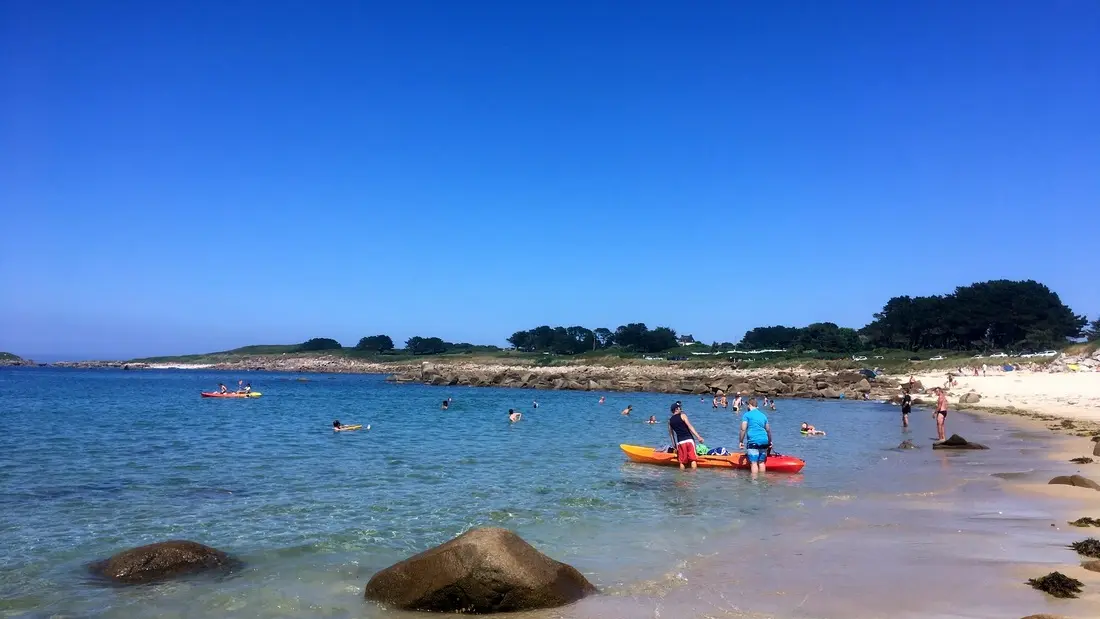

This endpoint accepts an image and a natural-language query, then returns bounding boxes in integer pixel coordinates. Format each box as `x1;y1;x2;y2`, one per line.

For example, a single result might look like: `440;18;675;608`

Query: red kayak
620;444;805;473
200;392;262;398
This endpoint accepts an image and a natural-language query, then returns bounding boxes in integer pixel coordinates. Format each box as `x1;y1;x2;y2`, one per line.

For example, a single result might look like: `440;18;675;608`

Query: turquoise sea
0;368;1087;618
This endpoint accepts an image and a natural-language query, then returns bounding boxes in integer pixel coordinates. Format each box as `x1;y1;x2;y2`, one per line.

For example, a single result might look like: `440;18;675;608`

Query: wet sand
495;408;1100;619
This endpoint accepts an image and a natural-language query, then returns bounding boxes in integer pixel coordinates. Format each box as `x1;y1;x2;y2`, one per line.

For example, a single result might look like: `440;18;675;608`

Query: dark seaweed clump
1027;571;1083;598
1069;537;1100;558
1069;517;1100;527
1070;457;1095;464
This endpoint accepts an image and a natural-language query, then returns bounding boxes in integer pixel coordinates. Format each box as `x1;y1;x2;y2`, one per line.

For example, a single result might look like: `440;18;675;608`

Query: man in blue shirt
739;398;773;476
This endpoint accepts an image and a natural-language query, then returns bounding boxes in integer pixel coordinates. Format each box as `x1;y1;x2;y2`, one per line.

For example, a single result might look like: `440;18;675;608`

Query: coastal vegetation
111;279;1093;366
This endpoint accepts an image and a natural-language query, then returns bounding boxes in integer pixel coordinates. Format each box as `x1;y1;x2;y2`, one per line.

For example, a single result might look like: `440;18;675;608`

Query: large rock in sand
959;391;981;404
932;434;989;450
1093;441;1100;457
90;540;234;584
1048;475;1100;491
364;527;597;613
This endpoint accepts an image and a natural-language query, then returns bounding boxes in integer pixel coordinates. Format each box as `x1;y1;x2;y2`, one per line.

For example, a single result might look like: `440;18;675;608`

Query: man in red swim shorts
668;402;705;470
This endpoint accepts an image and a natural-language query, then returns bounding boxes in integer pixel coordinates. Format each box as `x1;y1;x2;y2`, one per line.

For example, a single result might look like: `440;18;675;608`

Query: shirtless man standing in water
933;387;948;441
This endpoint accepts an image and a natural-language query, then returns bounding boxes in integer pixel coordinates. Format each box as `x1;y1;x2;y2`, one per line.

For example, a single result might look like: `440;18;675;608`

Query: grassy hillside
0;352;25;361
128;342;1076;372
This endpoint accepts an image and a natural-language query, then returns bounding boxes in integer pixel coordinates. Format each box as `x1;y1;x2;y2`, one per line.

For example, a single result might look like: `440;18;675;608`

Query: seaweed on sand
1070;457;1095;464
1069;537;1100;558
1027;571;1083;598
1069;517;1100;527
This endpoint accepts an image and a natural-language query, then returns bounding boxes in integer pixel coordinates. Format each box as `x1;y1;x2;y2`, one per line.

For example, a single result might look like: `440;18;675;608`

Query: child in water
647;415;658;424
800;422;826;436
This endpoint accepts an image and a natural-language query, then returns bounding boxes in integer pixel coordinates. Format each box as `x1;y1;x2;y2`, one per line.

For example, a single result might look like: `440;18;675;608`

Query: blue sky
2;0;1098;360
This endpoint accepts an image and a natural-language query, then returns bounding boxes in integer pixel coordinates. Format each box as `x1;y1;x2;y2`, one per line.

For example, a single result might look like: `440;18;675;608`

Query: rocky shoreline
389;361;901;400
44;355;905;400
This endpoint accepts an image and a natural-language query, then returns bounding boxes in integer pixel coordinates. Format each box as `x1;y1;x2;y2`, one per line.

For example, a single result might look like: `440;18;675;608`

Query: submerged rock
1048;475;1100;491
932;434;989;450
364;527;596;613
90;540;234;584
1026;571;1083;598
897;440;919;449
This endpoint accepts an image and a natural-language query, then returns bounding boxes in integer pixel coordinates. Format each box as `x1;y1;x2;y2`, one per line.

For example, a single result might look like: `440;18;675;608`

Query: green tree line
289;280;1095;357
739;280;1088;353
507;323;678;354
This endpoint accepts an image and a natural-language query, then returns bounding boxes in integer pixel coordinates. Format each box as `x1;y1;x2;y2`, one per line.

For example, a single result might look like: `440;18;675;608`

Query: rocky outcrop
932;434;989;450
959;391;982;404
364;528;596;613
1094;441;1100;457
0;353;36;367
897;440;918;449
1049;475;1100;491
90;540;235;584
390;363;899;400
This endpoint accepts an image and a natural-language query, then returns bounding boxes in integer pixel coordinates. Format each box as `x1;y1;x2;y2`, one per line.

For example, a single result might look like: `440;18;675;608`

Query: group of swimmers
705;393;777;412
215;380;253;394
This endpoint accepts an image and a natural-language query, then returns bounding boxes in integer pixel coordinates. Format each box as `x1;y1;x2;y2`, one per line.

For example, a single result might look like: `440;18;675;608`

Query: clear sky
2;0;1098;360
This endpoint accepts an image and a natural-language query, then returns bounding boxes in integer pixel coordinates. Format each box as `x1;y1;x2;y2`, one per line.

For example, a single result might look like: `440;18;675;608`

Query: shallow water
0;368;1090;618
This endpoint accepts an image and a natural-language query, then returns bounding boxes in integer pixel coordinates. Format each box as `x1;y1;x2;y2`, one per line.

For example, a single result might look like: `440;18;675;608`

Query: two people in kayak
216;381;252;394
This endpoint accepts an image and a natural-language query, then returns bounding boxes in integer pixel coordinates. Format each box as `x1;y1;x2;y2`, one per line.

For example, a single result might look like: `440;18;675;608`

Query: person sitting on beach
218;383;229;394
647;415;658;424
508;409;522;423
800;422;825;436
621;405;632;416
668;402;705;470
441;399;449;410
739;399;773;475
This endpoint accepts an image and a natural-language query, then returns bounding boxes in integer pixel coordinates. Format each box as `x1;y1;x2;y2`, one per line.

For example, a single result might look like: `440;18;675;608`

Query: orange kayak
619;444;805;473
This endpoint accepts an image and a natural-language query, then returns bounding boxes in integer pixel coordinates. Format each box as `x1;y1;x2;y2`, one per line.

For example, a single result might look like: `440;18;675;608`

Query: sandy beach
901;368;1100;426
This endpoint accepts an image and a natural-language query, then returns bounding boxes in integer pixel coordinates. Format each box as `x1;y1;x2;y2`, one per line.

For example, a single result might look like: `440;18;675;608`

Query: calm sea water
0;368;1080;618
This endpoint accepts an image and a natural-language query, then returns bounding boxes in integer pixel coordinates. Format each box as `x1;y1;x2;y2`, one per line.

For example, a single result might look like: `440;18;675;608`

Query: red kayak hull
620;444;805;473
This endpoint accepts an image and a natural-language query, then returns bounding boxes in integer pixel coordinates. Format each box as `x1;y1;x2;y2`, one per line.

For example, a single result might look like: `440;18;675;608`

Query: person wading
934;387;948;441
667;402;704;470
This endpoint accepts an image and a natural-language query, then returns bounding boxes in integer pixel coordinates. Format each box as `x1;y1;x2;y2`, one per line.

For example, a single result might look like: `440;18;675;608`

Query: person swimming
333;420;351;432
621;405;632;416
800;422;826;436
647;415;658;424
441;399;449;410
598;396;606;404
532;400;538;409
508;409;522;423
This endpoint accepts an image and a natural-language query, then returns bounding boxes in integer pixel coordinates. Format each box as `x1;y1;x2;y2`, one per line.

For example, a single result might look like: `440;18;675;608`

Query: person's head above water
801;422;809;430
333;420;341;428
